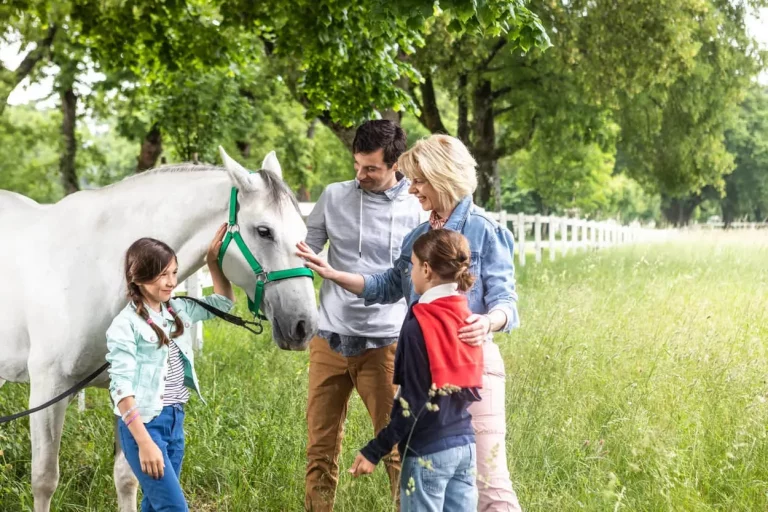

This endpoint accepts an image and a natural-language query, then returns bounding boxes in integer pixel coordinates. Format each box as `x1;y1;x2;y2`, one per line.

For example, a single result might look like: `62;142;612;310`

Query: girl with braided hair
106;225;234;512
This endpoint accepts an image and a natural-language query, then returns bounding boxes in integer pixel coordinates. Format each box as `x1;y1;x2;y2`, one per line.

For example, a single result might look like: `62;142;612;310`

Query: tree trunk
317;113;356;151
457;74;470;146
137;123;162;171
298;119;317;202
58;86;78;195
661;194;702;226
236;140;251;158
418;72;449;134
472;80;496;207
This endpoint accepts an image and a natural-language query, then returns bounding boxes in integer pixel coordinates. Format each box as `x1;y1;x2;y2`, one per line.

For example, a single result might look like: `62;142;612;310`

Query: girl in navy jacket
349;229;484;512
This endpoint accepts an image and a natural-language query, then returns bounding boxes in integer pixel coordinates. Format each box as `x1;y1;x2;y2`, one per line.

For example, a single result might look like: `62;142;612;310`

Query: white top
418;283;459;304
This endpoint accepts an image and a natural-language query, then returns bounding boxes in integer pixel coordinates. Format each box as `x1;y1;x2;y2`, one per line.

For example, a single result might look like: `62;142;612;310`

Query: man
304;120;422;511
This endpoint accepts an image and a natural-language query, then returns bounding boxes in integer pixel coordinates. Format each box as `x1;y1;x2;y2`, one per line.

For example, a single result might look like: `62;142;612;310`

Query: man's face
354;149;397;192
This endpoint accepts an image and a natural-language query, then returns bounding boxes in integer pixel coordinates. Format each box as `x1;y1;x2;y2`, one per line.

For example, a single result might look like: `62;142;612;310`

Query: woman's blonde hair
398;134;478;211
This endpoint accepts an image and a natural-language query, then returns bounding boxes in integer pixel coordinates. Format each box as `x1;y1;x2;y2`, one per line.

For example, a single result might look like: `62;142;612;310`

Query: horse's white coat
0;148;318;511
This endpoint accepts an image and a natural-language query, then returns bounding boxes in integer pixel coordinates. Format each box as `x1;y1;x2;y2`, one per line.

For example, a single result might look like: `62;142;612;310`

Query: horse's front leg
114;416;139;512
29;371;71;512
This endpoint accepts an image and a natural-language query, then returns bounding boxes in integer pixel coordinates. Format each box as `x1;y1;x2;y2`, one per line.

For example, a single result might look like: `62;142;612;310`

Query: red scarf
412;295;483;388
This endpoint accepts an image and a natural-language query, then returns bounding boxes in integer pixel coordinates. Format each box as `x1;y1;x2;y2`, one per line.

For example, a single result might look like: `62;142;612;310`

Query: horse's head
218;147;318;350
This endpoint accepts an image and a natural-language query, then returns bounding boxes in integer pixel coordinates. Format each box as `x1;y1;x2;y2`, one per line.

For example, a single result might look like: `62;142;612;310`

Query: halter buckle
227;224;240;233
255;271;269;283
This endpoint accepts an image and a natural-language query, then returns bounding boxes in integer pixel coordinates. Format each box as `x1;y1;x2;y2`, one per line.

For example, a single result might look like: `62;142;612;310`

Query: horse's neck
100;170;232;281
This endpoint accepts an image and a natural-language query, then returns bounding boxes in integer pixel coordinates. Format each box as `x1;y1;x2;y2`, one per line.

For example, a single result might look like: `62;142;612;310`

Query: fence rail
697;221;768;230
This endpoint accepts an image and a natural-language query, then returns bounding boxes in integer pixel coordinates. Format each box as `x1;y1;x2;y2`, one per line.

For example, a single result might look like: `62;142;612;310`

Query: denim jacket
106;294;234;422
361;196;520;333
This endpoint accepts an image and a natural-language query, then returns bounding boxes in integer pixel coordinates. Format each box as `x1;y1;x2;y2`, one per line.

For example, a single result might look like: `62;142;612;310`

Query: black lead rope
174;296;265;335
0;298;262;424
0;363;110;425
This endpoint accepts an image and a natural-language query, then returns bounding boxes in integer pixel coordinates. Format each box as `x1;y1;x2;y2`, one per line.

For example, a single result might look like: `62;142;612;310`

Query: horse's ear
219;146;254;191
261;151;283;180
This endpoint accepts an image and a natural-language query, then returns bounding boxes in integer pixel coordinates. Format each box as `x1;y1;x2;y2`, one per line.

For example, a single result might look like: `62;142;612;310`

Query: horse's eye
256;226;273;240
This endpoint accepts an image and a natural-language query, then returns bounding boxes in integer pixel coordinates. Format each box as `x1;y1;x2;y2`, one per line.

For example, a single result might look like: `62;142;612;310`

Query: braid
165;303;185;339
128;282;170;346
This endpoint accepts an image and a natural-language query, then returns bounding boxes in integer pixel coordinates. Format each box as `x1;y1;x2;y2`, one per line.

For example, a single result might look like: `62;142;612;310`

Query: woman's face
408;177;441;212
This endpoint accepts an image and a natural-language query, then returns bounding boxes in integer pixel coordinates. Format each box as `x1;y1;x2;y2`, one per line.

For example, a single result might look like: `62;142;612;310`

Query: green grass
2;237;767;511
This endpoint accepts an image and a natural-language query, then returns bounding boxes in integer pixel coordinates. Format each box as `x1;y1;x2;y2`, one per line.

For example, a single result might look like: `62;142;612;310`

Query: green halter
217;184;314;323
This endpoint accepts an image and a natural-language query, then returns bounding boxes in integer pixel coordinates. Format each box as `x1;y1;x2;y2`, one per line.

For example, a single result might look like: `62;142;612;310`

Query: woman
297;134;521;511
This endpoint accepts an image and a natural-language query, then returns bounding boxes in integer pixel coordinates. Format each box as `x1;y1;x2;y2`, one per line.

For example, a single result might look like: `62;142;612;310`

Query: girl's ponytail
413;229;476;291
454;253;475;293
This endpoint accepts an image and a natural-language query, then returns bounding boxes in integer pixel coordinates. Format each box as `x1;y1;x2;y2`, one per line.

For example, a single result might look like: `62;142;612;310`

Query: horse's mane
99;163;300;210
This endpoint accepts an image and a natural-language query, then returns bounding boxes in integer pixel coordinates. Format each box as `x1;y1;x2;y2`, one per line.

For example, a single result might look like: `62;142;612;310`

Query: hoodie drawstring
389;202;395;267
358;189;363;258
359;186;396;265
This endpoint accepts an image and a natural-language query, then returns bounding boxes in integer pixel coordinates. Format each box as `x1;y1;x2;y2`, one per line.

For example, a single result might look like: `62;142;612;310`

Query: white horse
0;148;319;511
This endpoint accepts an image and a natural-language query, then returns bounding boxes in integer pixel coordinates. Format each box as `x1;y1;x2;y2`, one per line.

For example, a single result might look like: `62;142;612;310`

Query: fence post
561;217;569;256
534;214;542;263
570;217;578;253
548;216;556;262
188;270;204;352
78;390;85;412
517;212;526;267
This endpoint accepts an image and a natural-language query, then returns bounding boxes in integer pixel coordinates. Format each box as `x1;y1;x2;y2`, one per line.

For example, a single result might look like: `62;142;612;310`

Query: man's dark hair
352;120;407;168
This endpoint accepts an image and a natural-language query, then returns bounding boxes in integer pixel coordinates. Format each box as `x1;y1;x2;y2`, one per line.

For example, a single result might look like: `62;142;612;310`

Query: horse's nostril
295;320;307;340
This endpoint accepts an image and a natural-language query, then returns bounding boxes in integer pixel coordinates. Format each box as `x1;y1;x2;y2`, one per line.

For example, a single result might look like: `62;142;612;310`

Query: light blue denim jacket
106;294;234;422
361;196;520;333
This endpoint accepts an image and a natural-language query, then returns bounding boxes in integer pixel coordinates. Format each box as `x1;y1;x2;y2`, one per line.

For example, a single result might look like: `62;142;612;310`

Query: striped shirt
163;341;190;405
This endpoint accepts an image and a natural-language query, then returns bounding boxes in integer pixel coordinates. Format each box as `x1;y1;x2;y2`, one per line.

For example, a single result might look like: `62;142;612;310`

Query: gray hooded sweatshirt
306;176;423;353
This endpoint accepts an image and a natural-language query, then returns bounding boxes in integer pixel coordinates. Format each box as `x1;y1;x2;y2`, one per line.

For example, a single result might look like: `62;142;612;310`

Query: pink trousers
468;341;523;512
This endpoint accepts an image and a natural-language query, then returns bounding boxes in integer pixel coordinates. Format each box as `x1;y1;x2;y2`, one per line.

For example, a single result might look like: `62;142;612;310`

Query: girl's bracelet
121;405;138;421
124;410;140;427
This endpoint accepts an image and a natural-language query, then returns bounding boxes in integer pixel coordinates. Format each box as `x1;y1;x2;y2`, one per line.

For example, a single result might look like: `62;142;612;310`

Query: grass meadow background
1;233;767;511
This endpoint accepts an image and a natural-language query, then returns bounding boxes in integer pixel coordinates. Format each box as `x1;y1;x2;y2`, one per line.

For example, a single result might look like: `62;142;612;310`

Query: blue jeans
118;404;188;512
400;443;477;512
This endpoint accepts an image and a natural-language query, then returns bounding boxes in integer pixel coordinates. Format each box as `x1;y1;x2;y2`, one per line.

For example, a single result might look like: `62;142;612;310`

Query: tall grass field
1;235;767;511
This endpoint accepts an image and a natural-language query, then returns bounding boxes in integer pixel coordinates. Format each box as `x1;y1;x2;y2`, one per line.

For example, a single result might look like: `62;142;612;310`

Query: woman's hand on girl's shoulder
458;314;491;346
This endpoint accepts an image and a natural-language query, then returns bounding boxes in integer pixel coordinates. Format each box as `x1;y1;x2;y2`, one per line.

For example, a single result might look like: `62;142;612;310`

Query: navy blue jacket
360;306;480;464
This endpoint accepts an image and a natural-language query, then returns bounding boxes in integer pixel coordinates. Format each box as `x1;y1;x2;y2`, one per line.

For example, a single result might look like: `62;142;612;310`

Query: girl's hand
458;314;491;346
349;452;376;477
207;223;228;269
138;439;165;480
296;242;337;280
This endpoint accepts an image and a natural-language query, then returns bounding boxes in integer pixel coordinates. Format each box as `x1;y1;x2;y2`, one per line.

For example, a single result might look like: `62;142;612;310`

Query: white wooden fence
697;221;768;230
76;204;665;411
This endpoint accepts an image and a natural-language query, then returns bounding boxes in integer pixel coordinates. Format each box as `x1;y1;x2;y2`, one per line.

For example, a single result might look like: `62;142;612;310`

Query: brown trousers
305;336;401;512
